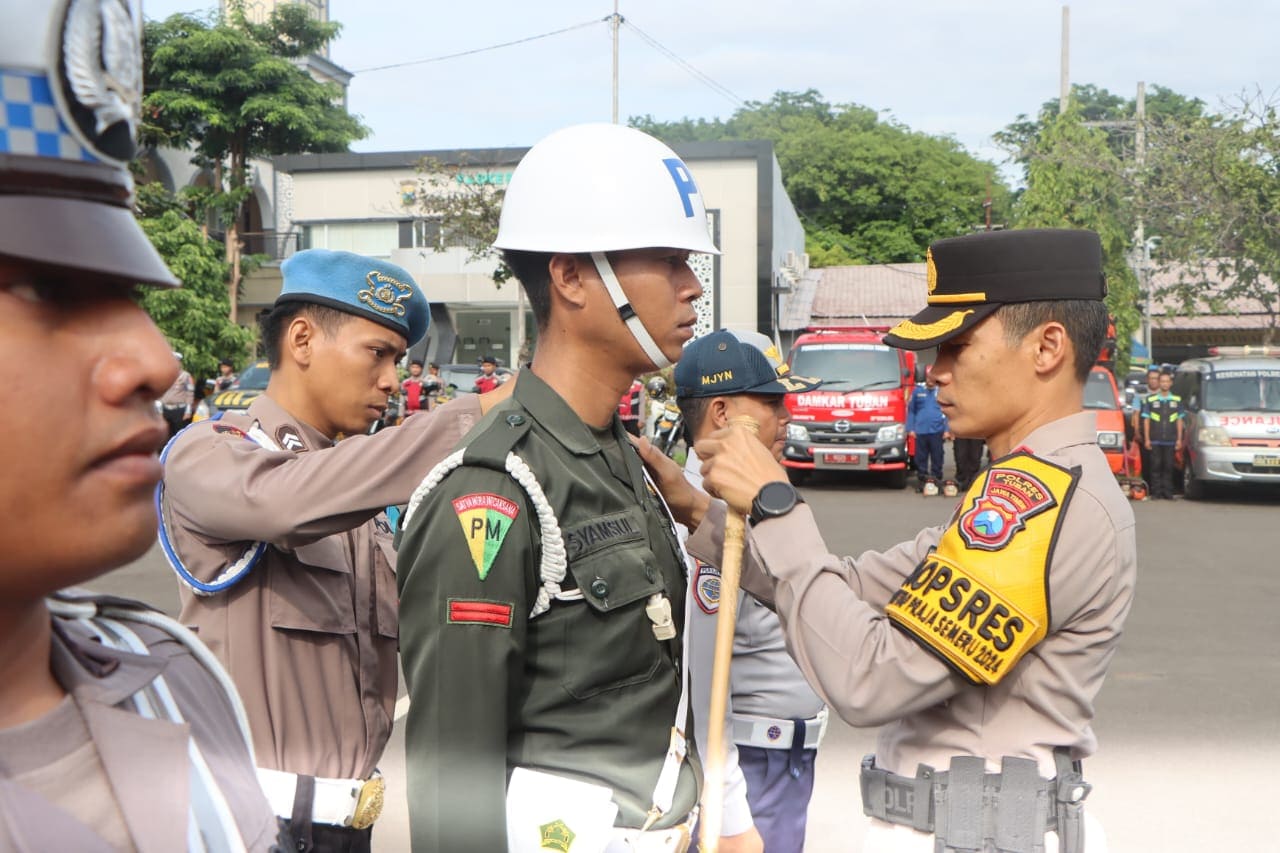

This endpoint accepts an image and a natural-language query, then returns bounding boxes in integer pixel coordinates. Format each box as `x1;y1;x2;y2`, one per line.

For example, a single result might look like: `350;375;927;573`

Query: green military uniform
396;369;700;850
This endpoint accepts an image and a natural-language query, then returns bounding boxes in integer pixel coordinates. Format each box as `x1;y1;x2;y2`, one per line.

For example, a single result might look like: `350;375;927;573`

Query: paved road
97;470;1280;851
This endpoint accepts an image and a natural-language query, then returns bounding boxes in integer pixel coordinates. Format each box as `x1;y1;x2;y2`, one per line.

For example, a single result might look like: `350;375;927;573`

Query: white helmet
494;123;720;256
495;124;718;371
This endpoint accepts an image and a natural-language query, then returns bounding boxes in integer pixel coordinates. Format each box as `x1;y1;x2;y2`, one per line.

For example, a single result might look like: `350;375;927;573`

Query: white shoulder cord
403;449;570;618
405;455;692;820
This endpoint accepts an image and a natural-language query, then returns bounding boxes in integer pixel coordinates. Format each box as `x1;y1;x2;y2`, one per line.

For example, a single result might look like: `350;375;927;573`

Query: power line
352;17;608;74
621;19;744;107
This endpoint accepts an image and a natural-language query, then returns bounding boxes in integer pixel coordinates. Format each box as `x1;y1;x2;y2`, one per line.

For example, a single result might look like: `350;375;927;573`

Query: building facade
255;139;806;365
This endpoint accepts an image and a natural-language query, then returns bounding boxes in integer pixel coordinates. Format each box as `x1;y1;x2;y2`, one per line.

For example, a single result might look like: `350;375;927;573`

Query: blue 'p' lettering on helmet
662;158;700;218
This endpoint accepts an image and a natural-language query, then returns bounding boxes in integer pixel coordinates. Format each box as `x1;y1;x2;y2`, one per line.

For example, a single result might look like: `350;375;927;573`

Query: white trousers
862;812;1108;853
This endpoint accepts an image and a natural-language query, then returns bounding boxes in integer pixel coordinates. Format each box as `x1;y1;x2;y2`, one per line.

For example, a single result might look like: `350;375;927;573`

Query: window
305;221;398;257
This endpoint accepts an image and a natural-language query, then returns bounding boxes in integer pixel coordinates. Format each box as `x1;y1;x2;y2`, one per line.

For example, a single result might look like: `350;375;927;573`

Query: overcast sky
144;1;1279;182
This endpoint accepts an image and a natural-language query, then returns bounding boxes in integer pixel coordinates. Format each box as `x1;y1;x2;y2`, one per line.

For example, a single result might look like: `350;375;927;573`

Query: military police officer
645;229;1137;853
159;249;508;852
396;123;716;851
674;329;826;853
0;0;278;847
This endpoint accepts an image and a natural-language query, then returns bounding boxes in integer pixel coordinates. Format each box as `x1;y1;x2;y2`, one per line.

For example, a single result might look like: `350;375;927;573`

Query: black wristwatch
749;481;803;526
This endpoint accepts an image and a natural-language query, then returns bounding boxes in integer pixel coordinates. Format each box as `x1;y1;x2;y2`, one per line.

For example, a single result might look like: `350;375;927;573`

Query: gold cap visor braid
882;303;1000;351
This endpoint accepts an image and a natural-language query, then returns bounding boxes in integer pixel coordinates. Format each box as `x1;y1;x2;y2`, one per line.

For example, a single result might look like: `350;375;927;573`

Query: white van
1172;350;1280;498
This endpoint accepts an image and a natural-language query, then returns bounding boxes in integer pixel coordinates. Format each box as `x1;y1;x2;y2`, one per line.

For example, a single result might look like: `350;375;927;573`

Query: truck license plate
816;450;868;468
1253;454;1280;468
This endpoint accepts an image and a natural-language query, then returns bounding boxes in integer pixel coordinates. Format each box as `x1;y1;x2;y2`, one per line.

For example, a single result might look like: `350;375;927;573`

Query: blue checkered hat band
0;70;97;163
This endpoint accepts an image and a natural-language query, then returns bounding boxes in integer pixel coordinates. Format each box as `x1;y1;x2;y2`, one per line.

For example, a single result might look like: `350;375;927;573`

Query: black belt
859;750;1090;853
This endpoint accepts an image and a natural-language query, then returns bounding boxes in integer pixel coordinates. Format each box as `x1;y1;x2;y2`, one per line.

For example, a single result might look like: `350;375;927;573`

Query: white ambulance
1172;348;1280;498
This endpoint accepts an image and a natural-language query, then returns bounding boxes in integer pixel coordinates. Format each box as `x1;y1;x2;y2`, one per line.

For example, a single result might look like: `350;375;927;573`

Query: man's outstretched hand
630;435;710;530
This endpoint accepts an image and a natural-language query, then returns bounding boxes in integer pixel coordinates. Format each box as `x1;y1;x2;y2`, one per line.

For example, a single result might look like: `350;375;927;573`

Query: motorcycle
651;399;684;458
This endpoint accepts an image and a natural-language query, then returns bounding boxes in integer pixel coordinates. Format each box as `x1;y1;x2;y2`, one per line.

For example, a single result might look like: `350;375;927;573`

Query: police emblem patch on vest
694;560;720;614
453;492;519;580
957;465;1059;551
885;452;1078;685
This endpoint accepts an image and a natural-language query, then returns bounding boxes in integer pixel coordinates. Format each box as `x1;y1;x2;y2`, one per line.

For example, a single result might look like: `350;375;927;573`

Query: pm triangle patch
452;492;520;580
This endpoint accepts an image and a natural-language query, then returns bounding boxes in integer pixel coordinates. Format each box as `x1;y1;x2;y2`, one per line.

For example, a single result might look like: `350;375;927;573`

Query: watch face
756;481;797;517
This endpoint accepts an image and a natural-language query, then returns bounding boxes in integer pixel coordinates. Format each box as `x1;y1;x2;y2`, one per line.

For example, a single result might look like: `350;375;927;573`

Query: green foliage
1141;93;1280;342
1002;83;1280;351
632;89;1010;265
135;185;255;383
1011;106;1142;366
143;6;366;176
402;156;511;286
995;83;1209;182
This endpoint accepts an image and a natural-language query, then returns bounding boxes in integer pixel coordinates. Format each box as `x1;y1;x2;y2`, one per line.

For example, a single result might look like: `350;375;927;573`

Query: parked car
1084;365;1126;475
1172;350;1280;498
192;360;270;422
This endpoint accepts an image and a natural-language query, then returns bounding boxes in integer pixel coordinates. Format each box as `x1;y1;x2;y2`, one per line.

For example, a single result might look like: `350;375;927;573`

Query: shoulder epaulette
462;406;534;472
403;405;567;619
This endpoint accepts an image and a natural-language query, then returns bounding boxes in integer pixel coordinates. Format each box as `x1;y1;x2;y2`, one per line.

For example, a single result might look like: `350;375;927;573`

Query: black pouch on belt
933;755;985;853
1053;749;1090;853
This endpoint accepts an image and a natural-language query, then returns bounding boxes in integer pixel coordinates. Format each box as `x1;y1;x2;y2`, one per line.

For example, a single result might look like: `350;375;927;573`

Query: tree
1000;84;1280;349
401;156;511;285
1010;105;1143;365
633;90;1011;266
142;3;367;321
995;83;1207;178
1141;92;1280;343
134;182;256;385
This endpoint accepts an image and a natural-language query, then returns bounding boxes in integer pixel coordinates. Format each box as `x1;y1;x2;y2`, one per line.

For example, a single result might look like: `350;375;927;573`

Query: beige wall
291;168;410;221
682;157;760;332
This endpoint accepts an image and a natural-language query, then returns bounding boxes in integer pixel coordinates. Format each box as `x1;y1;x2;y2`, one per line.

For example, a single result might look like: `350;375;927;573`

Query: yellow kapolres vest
885;452;1079;685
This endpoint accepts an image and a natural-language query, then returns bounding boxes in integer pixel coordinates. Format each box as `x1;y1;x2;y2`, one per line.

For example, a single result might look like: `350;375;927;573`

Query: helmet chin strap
591;252;672;370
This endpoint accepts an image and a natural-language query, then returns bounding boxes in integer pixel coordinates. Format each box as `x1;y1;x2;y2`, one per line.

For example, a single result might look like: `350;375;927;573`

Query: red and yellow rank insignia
452;492;519;580
958;466;1057;551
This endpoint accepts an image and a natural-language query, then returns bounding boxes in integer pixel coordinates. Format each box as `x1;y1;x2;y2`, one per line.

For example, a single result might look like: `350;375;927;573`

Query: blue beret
278;249;429;346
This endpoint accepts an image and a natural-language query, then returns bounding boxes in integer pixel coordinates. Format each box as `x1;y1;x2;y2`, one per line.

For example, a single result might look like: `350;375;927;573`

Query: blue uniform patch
694;560;720;614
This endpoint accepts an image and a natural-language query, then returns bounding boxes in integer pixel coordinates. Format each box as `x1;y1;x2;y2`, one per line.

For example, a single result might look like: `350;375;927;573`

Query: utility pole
984;172;993;231
1059;5;1070;114
611;0;620;123
1135;81;1151;355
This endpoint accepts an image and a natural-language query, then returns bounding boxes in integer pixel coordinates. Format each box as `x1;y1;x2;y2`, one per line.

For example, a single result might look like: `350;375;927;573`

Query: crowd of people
0;4;1137;851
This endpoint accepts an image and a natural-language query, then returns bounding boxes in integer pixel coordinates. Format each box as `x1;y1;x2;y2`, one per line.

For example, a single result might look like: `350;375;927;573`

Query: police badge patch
694;560;720;614
958;465;1058;551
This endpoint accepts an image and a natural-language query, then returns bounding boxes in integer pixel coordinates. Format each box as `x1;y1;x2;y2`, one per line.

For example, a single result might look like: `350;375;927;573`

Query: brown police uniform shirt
0;602;278;852
687;412;1137;779
162;394;481;780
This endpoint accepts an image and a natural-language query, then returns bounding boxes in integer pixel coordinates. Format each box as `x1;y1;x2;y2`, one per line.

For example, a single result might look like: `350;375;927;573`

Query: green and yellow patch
452;492;519;580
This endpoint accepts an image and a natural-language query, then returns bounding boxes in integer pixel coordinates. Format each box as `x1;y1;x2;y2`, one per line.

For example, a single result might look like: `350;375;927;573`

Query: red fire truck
782;327;917;487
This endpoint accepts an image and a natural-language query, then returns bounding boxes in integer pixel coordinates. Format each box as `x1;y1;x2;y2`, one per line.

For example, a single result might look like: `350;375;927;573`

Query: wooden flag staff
699;415;759;852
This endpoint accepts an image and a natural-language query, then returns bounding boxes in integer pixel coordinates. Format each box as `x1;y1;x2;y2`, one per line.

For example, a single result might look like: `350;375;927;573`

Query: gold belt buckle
350;774;385;830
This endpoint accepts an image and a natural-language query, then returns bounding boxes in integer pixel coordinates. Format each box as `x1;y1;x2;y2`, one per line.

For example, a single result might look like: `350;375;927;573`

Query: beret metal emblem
358;270;413;317
61;0;143;164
